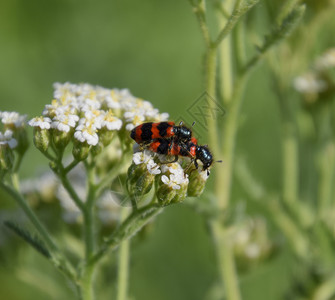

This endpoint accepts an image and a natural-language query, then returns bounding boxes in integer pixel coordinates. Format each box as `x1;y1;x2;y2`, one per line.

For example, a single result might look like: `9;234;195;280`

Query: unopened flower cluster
294;48;335;103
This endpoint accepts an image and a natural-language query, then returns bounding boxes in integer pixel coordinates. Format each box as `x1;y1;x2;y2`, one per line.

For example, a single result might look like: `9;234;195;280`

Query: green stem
312;274;335;300
43;150;57;162
13;154;24;173
277;0;301;24
1;181;77;280
83;206;95;261
213;0;259;48
318;141;335;216
210;221;241;300
191;2;260;299
213;0;230;19
203;6;246;300
90;203;162;265
189;0;211;47
84;164;97;260
268;199;309;259
57;167;85;211
219;75;246;211
116;208;131;300
217;0;234;104
218;15;233;105
80;164;97;300
282;122;299;207
64;159;80;173
81;265;95;300
2;181;58;252
234;21;247;72
206;46;219;154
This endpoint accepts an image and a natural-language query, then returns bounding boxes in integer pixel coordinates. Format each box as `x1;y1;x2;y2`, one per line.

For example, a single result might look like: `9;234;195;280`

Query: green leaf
259;4;306;53
244;4;306;72
4;221;51;259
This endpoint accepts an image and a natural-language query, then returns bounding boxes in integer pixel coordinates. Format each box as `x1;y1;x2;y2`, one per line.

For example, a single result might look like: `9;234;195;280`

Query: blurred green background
1;1;334;299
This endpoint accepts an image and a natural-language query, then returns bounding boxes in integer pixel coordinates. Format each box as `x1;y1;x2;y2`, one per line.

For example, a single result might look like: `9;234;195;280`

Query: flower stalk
116;208;131;300
188;1;306;299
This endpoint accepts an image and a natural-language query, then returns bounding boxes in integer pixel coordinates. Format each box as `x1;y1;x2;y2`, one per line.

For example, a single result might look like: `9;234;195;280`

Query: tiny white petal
126;123;135;131
0;129;17;149
147;159;161;175
8;138;18;149
161;175;170;185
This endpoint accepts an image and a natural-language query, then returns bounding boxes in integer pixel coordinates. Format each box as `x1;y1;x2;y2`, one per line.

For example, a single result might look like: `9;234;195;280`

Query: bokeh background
1;1;335;299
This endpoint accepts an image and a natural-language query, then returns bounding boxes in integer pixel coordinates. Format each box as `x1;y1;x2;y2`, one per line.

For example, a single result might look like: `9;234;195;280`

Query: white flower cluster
28;82;169;146
132;150;189;190
133;150;161;175
233;218;273;261
293;72;327;94
0;111;27;128
0;111;27;149
293;48;335;98
161;163;189;190
0;130;17;149
314;48;335;71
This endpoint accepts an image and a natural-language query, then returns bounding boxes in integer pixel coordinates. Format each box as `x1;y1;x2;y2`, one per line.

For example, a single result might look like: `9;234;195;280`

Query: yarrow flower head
127;150;159;198
133;150;154;165
51;113;79;133
74;119;99;146
0;129;17;177
0;111;27;128
155;162;189;205
29;82;169;155
233;218;275;266
0;110;29;158
160;162;188;190
28;117;52;130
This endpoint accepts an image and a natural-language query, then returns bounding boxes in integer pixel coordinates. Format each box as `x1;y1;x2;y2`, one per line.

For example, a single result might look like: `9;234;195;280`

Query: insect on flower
130;121;194;145
148;137;220;176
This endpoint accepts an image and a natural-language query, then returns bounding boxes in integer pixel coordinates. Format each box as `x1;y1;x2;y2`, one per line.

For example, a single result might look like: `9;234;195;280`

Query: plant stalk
116;208;131;300
205;31;243;300
282;122;299;207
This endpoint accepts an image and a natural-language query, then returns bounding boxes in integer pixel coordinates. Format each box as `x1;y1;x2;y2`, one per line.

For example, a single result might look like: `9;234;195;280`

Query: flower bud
99;129;115;147
13;127;29;156
187;168;209;197
52;129;71;151
72;139;90;161
33;128;51;153
126;162;154;199
90;143;103;156
0;144;14;177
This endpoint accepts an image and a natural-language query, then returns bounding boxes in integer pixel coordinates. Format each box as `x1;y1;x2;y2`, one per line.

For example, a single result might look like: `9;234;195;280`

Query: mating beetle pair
130;121;218;175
